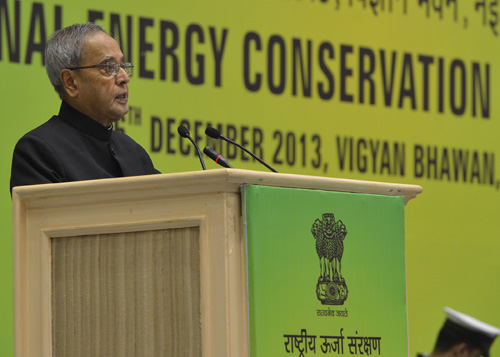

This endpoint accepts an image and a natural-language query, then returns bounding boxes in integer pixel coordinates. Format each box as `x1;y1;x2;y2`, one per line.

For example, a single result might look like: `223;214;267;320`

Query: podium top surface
12;168;422;208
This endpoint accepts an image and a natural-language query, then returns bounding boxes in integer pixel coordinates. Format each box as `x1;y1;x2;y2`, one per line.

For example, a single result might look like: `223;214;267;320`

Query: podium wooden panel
12;169;422;356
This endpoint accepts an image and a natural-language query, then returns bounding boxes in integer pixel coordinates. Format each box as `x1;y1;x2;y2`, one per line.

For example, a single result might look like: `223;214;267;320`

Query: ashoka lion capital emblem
311;213;348;305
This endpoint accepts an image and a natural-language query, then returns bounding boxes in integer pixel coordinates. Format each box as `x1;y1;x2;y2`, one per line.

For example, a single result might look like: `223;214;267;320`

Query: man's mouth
115;93;128;102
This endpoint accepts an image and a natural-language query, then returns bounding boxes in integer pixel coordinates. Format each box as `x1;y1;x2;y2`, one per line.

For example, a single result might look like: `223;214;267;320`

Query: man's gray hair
45;23;106;95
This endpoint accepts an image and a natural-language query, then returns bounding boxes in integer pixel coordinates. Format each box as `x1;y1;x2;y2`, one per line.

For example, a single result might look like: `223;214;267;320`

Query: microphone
205;126;278;172
177;125;206;170
203;146;233;168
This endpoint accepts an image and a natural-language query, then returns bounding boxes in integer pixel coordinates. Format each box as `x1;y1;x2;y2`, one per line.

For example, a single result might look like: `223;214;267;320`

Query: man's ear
60;69;79;98
453;342;478;356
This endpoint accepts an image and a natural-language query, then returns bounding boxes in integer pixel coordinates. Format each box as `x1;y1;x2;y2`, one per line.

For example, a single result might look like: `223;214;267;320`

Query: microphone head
205;126;221;139
203;146;217;157
203;146;233;168
177;125;190;138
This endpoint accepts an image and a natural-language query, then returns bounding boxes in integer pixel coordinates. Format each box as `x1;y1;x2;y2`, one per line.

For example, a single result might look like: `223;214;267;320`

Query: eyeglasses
66;61;134;77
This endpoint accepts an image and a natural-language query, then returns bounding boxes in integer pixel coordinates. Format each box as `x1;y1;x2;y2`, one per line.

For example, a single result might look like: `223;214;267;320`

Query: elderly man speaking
10;23;159;194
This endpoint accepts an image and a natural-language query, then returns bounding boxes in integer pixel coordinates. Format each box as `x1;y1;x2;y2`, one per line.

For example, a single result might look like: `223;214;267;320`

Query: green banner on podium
242;185;407;356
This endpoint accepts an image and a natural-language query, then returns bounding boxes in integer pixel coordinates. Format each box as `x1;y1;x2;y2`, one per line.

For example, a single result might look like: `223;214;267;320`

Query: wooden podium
12;169;422;356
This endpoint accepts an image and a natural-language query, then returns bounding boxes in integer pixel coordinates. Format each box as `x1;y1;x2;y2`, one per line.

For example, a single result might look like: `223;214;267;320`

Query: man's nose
116;67;130;85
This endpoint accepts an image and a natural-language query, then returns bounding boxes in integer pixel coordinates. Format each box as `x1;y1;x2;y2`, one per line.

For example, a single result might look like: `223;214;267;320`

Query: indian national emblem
311;213;348;305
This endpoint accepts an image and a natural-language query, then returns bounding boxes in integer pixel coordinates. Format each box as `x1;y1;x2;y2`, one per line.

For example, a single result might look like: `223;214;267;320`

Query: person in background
10;23;159;194
418;307;500;357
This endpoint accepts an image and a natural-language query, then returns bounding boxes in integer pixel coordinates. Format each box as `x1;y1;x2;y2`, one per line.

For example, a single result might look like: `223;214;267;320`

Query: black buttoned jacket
10;101;159;194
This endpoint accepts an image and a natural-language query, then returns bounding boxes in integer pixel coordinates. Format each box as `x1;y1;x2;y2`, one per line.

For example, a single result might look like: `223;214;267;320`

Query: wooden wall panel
51;228;201;356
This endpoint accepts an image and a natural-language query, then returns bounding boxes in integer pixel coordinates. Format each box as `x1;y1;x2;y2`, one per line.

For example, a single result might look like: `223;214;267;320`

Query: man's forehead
82;32;124;62
101;55;126;63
